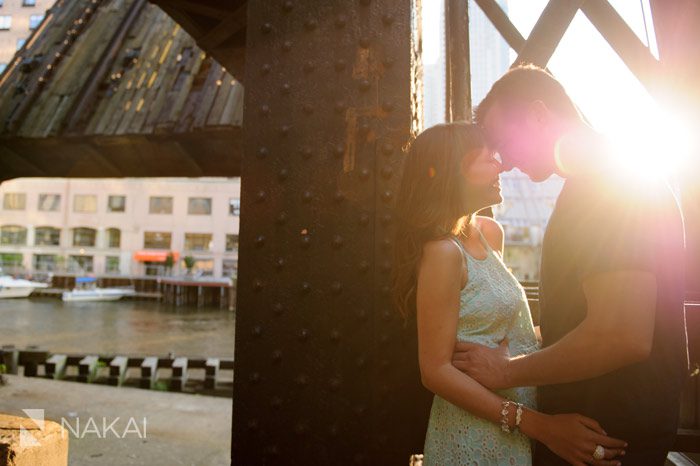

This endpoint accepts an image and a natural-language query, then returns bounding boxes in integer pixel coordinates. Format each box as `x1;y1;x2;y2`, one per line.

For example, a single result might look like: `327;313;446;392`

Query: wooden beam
514;0;583;68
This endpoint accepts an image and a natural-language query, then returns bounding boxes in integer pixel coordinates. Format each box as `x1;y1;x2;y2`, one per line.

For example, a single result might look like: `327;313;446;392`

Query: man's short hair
474;64;581;126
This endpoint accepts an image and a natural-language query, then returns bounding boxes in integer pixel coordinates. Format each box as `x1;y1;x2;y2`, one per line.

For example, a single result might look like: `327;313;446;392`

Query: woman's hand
521;411;627;466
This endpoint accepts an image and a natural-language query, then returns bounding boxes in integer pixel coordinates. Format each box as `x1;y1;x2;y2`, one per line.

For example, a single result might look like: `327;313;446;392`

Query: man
453;65;689;465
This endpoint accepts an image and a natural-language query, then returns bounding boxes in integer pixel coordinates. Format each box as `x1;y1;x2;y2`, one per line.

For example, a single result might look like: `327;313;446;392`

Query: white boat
0;275;49;298
61;277;135;302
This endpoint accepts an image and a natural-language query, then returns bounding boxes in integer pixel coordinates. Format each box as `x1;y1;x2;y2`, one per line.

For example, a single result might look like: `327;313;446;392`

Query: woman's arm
418;239;627;465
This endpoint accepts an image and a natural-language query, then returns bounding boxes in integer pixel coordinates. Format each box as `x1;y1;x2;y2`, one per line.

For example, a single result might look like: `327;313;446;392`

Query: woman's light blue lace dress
422;229;540;465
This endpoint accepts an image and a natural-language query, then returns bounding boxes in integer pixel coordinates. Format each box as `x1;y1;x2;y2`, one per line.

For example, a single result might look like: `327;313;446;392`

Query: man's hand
452;339;512;390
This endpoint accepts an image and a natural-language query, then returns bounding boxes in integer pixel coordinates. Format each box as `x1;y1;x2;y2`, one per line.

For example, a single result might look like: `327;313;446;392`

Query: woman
392;123;626;465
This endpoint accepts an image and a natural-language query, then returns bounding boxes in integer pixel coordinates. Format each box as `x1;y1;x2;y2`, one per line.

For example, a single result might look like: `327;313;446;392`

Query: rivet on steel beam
300;235;311;249
302;103;314;115
247;419;259;430
358;79;371;92
330;330;341;342
329;378;341;391
304;19;318;30
299;328;310;341
257;147;269;158
261;63;271;74
256;191;266;202
300;281;311;293
334;145;344;158
381;142;394;155
358;261;370;273
282;40;293;52
332;235;344;248
381;166;393;179
282;0;293;12
381;285;390;295
382;310;392;321
278;168;289;182
267;445;280;456
355;356;366;367
271;350;282;363
334;191;345;203
331;281;342;294
276;212;288;225
381;213;392;225
334;101;346;114
354;405;367;416
275;257;286;269
382;14;394;26
271;396;283;409
359;37;371;49
281;83;291;94
359;213;370;225
382;238;391;249
295;374;309;386
335;15;347;28
381;190;393;202
303;61;315;73
255;235;266;247
260;104;270;115
253;279;263;290
382;57;394;68
302;191;313;203
329;425;339;437
381;260;391;272
294;423;307;435
261;23;272;34
273;302;284;315
300;147;313;159
358;122;371;135
356;308;368;320
280;125;291;137
359;168;370;180
382;101;394;112
334;59;347;72
252;326;263;337
249;372;261;384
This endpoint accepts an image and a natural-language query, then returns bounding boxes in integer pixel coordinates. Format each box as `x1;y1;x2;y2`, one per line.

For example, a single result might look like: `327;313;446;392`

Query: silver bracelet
515;403;524;431
500;400;514;433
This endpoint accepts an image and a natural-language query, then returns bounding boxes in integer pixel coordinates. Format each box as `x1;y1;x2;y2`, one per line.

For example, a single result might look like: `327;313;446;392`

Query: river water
0;298;236;358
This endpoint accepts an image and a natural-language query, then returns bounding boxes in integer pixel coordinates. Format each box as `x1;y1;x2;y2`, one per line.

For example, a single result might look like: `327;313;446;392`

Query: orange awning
133;251;180;262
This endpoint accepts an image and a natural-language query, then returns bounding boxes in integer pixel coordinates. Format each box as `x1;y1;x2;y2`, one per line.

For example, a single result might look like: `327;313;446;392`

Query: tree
184;256;195;275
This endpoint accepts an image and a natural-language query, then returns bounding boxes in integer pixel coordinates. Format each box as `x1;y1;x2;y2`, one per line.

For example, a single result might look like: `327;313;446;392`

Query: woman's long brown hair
391;122;486;320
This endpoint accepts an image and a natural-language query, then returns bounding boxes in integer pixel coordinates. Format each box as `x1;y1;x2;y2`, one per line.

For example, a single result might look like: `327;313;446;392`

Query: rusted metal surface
232;1;430;463
445;0;471;121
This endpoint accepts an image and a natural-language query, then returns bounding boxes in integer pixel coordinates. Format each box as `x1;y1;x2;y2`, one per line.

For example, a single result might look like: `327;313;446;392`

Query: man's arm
454;270;657;389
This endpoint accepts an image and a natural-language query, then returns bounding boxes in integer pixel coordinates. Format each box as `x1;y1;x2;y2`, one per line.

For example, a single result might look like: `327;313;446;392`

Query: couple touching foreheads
392;65;688;465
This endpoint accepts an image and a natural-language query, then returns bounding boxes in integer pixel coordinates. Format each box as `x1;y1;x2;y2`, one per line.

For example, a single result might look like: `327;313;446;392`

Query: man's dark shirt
534;173;688;464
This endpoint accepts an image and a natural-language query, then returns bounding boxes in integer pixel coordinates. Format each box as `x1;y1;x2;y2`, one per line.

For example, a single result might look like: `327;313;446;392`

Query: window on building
0;16;11;31
144;231;171;249
72;227;96;247
222;259;237;278
182;258;213;276
149;196;173;214
184;233;212;251
16;38;25;50
28;14;42;29
229;198;240;216
106;228;120;248
3;193;25;210
38;194;60;212
188;197;212;215
225;234;238;252
0;225;26;245
73;194;97;213
107;195;126;213
33;254;57;272
35;226;60;246
22;0;36;6
68;255;93;273
0;253;23;269
105;256;120;274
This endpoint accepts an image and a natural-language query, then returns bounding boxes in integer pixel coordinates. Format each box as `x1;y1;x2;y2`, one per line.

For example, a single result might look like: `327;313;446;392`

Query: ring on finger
592;445;605;460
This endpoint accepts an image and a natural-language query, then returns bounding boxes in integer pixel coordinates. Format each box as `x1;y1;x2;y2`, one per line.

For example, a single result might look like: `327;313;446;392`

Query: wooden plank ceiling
0;0;243;180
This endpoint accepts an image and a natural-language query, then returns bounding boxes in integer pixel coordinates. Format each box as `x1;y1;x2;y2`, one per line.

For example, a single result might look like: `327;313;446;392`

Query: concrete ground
0;375;231;465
